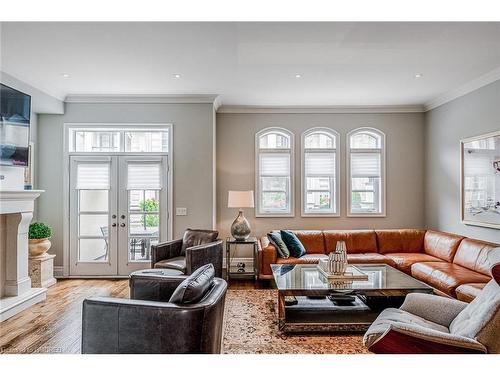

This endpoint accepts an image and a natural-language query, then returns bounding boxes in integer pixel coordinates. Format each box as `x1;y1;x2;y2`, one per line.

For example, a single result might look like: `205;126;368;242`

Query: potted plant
28;222;52;257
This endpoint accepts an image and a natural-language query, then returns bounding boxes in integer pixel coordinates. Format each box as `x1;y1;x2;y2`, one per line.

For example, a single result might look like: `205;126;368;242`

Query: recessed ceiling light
414;73;423;78
173;73;181;79
61;73;70;78
295;74;302;78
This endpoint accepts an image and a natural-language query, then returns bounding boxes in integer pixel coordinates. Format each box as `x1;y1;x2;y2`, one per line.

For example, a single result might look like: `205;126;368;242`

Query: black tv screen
0;84;31;167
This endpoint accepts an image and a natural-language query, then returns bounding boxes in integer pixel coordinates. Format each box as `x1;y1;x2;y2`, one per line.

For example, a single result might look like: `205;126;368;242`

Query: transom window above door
68;126;169;153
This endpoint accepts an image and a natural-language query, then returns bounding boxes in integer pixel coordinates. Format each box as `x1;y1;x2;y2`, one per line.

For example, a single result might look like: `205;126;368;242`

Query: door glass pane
128;237;158;262
79;238;108;262
79;190;108;212
79;214;109;236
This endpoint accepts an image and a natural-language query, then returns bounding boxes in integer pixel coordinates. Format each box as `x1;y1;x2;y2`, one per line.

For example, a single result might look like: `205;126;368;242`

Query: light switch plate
176;207;187;216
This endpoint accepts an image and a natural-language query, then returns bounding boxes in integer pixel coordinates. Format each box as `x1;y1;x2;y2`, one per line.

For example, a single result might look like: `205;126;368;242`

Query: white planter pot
28;238;52;257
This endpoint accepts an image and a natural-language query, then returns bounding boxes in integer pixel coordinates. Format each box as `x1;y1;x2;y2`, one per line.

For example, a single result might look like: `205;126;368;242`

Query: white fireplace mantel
0;189;46;322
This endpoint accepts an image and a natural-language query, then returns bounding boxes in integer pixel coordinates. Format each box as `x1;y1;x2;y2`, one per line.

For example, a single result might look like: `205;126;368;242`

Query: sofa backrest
423;230;464;262
323;230;378;254
292;230;326;254
453;238;499;276
375;229;426;254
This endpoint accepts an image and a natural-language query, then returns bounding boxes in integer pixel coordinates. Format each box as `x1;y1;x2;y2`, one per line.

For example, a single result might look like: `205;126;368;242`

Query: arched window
301;128;339;216
347;127;386;216
255;128;294;216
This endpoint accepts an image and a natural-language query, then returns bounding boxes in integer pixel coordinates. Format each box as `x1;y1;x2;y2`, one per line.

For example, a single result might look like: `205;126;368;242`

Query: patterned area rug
222;289;369;354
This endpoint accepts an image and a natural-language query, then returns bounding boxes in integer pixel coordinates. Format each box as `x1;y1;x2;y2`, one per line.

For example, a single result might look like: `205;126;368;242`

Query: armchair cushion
153;256;186;272
450;279;500;353
169;264;215;304
180;228;218;256
399;292;467;327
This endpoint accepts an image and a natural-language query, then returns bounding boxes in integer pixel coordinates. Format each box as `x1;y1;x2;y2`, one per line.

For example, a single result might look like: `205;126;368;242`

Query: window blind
260;153;290;176
351;153;381;177
464;154;494;176
127;163;162;190
305;152;335;176
76;163;110;190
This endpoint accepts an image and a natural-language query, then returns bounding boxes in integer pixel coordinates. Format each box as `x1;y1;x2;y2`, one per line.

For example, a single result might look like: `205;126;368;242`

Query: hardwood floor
0;277;265;354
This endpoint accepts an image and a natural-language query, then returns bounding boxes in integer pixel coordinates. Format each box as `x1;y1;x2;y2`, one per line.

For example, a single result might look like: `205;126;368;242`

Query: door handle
120;223;126;227
111;223;117;227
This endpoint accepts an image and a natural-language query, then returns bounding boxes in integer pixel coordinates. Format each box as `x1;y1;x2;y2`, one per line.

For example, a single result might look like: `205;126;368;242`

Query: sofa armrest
400;293;468;327
185;240;223;278
258;236;277;278
130;274;187;302
150;239;183;267
365;323;486;354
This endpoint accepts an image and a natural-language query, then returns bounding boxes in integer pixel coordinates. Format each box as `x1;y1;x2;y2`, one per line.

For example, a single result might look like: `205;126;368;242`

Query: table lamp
228;190;254;241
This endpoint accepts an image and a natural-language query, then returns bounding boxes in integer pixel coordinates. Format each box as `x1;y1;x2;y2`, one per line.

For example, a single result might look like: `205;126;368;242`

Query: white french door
69;155;168;276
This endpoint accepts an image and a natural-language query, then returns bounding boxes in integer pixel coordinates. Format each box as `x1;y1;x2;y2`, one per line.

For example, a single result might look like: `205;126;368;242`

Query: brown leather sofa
258;229;499;302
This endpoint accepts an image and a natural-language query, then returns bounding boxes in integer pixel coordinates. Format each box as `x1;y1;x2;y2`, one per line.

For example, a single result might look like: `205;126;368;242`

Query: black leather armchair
151;229;223;278
82;275;227;354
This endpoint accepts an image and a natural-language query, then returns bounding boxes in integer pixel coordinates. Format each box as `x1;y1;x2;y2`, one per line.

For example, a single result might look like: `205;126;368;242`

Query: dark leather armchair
151;229;223;278
82;274;227;354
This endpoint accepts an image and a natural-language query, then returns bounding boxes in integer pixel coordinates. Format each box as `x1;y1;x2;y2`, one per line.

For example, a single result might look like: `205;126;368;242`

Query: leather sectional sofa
258;229;499;302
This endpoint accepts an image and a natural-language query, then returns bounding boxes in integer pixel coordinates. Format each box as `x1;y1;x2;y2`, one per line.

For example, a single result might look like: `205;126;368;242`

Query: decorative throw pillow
169;264;215;304
280;230;306;258
267;231;290;258
180;228;219;255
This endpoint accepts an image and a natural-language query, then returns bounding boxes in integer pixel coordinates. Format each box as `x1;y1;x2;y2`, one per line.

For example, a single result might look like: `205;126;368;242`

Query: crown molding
217;104;425;114
64;94;220;104
424;67;500;111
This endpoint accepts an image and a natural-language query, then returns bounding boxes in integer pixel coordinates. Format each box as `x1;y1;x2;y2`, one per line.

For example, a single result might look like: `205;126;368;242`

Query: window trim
346;127;386;217
255;127;295;217
301;127;340;217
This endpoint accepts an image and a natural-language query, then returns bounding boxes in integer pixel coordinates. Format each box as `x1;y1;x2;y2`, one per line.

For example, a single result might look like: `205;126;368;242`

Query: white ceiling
1;22;499;107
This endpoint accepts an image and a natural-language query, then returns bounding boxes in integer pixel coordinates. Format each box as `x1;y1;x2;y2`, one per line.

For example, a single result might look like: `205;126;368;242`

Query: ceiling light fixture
61;73;70;78
173;73;181;79
295;74;302;78
414;73;423;78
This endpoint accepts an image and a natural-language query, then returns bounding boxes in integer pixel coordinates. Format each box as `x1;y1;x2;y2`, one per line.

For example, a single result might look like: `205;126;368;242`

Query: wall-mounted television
0;84;31;167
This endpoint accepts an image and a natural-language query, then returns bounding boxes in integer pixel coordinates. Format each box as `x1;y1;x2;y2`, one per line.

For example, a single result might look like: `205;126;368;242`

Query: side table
225;237;258;280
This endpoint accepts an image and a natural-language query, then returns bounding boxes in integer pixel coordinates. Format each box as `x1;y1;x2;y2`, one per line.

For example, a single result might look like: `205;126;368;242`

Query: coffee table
271;263;433;333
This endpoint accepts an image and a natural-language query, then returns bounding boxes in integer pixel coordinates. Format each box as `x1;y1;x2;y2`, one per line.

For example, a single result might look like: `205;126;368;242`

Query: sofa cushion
450;279;500;354
293;230;325;254
267;232;290;258
423;230;464;262
376;229;426;254
180;228;218;256
154;256;187;273
347;253;397;267
453;238;499;276
276;254;327;264
411;262;491;297
280;230;306;258
455;283;488;303
169;264;215;304
385;253;442;274
323;230;378;254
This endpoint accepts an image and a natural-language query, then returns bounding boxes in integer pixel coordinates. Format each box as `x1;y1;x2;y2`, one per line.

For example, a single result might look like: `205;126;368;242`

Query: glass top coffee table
271;263;433;333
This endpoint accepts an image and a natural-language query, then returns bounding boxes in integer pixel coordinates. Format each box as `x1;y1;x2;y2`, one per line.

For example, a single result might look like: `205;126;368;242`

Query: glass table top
271;264;433;293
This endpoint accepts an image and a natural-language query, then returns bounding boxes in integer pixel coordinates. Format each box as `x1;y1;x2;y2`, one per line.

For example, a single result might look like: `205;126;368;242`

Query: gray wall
217;112;426;249
37;102;216;268
425;79;500;243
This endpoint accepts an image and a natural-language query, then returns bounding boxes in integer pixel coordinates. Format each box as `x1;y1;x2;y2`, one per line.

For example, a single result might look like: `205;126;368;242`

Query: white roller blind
351;153;381;177
127;163;162;190
260;153;290;176
76;163;110;189
305;152;335;176
464;153;494;176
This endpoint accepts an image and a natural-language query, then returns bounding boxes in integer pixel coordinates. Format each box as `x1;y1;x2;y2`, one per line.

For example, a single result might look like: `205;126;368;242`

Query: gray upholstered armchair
82;266;227;354
151;228;223;278
363;248;500;354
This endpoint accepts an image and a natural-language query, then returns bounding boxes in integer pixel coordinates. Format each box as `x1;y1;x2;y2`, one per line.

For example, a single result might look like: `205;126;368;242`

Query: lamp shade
228;190;254;208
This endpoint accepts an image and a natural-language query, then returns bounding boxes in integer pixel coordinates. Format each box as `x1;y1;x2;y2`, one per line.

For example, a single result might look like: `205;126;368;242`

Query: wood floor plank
0;277;261;354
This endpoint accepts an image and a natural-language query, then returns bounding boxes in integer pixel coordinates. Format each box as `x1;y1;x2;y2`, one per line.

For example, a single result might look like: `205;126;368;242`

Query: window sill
301;213;340;218
347;213;386;218
255;213;295;218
